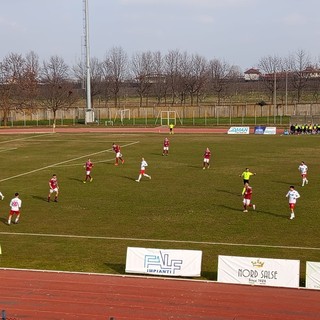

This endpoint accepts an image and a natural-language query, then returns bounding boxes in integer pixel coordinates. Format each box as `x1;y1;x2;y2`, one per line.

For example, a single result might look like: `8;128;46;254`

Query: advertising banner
227;127;250;134
218;255;300;288
264;127;277;135
125;247;202;277
306;261;320;289
254;126;266;134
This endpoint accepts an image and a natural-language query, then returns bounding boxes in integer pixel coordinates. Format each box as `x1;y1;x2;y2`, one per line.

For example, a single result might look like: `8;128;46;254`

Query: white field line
0;148;17;153
0;231;319;251
0;140;139;183
0;133;54;145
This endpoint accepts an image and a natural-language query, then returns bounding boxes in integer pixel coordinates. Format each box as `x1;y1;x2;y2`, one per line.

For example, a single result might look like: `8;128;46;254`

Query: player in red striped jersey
242;183;255;212
203;147;211;169
112;143;124;166
162;137;170;156
83;158;94;183
48;174;59;202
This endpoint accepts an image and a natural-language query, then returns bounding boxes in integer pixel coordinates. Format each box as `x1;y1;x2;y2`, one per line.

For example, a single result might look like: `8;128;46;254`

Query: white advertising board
125;247;202;277
218;255;300;288
306;261;320;289
227;127;250;134
264;127;277;135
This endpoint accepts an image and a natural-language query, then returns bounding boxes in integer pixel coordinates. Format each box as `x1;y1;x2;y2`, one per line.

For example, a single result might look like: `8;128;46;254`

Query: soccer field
0;132;319;285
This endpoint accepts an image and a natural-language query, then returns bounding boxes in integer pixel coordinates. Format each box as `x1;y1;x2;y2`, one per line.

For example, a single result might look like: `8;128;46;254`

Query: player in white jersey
286;186;300;220
7;192;22;225
135;157;151;182
298;161;308;186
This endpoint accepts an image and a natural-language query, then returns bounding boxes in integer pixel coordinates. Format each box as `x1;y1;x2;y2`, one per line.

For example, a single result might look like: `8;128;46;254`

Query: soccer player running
203;147;211;169
7;192;22;225
242;183;256;212
286;185;300;220
112;143;124;166
83;158;94;183
135;157;151;182
162;137;170;156
240;168;256;185
298;161;308;186
48;174;59;202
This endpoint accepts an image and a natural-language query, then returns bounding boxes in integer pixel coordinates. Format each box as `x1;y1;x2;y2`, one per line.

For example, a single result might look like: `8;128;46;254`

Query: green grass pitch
0;132;319;285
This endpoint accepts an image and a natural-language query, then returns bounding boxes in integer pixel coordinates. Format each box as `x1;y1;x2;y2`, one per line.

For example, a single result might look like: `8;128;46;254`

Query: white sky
1;0;320;71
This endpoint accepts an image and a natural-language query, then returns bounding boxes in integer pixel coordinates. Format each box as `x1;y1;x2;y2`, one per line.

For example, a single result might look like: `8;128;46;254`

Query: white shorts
163;147;169;151
203;158;210;163
50;188;58;193
243;199;251;206
86;170;91;175
116;152;122;158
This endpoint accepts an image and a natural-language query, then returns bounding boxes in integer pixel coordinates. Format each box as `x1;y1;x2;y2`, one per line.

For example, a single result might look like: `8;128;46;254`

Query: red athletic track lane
0;126;284;135
0;269;319;320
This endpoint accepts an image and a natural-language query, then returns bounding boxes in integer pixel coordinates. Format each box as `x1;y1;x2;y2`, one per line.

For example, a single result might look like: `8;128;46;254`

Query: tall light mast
83;0;94;123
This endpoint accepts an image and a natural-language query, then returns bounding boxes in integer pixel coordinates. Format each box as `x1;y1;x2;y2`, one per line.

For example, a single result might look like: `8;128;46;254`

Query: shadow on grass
188;165;202;169
105;263;125;274
216;189;241;196
32;195;49;202
67;177;84;183
0;217;8;225
219;205;287;219
120;176;138;181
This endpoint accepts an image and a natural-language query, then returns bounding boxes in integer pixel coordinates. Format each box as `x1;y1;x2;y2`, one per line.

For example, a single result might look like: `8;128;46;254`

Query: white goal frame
114;109;131;124
160;111;177;126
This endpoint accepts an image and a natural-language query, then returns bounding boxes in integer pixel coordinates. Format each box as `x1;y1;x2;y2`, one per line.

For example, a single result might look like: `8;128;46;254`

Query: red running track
0;269;320;320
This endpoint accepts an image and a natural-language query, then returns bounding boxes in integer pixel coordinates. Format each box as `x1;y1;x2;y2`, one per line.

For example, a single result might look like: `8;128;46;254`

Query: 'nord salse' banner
218;255;300;288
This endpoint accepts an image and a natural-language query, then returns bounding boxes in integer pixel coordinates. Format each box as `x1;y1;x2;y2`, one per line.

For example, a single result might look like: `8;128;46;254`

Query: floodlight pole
273;70;277;123
84;0;94;123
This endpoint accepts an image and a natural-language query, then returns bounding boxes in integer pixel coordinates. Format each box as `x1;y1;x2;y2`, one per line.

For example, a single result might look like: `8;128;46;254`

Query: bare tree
0;53;26;125
102;47;128;108
258;55;282;103
40;56;78;126
73;57;103;108
207;58;233;103
130;51;154;109
164;50;185;105
19;51;40;111
182;54;208;106
286;50;312;102
152;51;168;104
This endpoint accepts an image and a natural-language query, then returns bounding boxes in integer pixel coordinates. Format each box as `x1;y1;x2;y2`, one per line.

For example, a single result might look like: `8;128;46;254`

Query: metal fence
1;103;320;127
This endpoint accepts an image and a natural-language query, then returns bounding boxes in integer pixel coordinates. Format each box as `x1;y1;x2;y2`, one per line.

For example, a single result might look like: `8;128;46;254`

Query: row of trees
0;48;319;125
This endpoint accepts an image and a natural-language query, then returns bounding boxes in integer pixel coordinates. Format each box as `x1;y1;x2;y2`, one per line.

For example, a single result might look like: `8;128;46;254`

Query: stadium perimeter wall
3;103;320;122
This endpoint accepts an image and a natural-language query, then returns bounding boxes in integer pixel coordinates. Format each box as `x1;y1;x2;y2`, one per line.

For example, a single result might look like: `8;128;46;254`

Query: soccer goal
158;110;178;126
114;109;131;124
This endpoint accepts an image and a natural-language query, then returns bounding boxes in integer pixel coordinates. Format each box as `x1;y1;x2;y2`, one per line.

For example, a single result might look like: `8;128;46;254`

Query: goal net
160;111;177;126
114;109;131;124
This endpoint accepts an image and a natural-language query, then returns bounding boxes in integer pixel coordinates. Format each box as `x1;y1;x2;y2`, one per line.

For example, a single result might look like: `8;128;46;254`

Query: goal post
160;111;177;126
114;109;131;124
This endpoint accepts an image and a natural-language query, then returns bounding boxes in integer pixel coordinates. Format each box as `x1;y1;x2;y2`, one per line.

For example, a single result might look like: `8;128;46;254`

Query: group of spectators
289;123;320;134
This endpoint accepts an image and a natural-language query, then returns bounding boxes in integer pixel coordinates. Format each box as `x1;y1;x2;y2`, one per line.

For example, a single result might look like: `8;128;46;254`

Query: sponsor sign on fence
254;126;266;134
264;127;277;135
218;255;300;288
254;126;277;134
227;127;250;134
306;261;320;289
125;247;202;277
